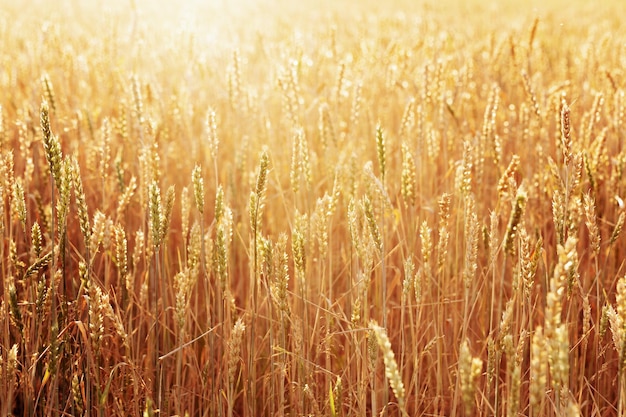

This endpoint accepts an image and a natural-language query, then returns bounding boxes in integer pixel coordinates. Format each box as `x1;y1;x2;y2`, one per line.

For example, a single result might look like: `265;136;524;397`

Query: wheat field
1;0;626;416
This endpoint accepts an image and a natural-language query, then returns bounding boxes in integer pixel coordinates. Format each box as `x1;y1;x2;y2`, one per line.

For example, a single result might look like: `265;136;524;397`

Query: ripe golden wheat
1;0;626;416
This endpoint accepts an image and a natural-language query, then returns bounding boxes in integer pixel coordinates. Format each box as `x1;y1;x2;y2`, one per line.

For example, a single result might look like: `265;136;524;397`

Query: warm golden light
1;0;626;416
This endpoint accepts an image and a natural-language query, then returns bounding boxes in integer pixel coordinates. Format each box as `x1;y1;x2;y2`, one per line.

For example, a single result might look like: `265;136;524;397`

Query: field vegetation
1;0;626;415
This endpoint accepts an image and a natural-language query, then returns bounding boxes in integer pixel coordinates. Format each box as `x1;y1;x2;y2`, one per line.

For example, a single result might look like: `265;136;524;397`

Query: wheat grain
41;100;63;190
611;210;626;245
399;98;415;141
31;222;42;259
228;317;245;385
436;193;451;275
497;155;520;203
191;165;204;215
11;179;26;232
458;339;482;415
583;193;601;256
530;326;548;413
41;73;56;114
162;185;175;243
206;108;219;160
148;181;164;248
463;196;478;289
362;195;382;256
400;142;416;208
370;321;406;413
504;184;527;255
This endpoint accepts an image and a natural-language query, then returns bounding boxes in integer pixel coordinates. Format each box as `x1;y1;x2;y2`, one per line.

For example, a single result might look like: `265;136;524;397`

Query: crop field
2;0;626;415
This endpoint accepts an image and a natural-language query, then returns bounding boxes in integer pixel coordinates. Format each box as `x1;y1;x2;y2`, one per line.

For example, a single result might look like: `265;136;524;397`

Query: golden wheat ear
370;321;407;415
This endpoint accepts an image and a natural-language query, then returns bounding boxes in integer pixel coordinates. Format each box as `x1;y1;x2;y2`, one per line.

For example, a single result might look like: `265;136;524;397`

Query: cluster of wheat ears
1;0;626;416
